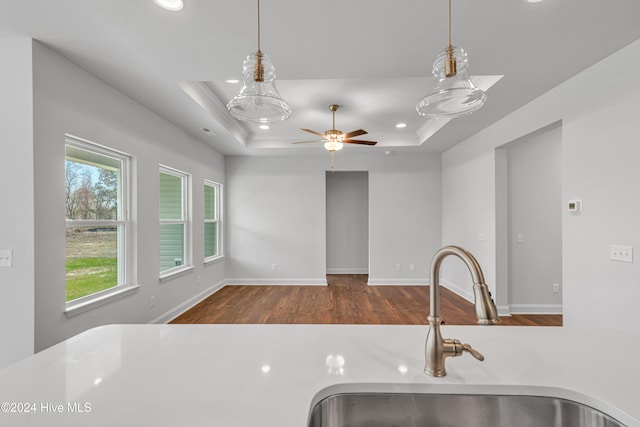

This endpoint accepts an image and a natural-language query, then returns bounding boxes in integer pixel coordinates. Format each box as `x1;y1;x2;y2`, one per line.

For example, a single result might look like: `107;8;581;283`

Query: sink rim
308;383;636;427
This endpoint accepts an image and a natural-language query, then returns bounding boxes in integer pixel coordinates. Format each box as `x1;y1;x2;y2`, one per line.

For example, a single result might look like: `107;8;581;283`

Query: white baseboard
497;305;512;317
393;278;557;316
509;304;563;315
225;278;328;286
150;276;558;324
326;268;369;274
367;278;428;286
440;280;513;317
439;279;474;303
150;279;226;324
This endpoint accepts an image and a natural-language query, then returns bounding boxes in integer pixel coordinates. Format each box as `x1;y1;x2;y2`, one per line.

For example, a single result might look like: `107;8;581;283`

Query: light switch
0;250;13;267
516;233;525;244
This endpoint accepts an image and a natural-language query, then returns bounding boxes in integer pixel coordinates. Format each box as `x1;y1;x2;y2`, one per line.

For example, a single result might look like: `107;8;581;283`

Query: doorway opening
326;171;369;274
496;123;563;315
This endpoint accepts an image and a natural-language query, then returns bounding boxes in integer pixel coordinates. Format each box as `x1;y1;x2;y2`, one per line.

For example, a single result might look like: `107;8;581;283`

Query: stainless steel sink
308;392;626;427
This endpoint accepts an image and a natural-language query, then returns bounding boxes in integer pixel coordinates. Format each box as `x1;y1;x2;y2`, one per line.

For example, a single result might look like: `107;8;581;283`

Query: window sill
65;284;141;318
204;255;225;266
159;265;195;283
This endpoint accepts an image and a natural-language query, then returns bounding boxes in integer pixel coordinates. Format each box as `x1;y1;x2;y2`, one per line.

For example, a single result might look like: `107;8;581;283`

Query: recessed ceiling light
225;79;240;84
527;0;544;2
259;124;270;130
153;0;184;11
395;123;407;128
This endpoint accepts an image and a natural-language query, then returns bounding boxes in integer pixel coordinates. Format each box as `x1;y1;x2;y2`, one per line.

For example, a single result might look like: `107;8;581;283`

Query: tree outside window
65;137;130;302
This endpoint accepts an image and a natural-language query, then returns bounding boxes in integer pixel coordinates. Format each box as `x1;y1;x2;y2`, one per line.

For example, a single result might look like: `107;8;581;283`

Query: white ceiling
2;0;640;156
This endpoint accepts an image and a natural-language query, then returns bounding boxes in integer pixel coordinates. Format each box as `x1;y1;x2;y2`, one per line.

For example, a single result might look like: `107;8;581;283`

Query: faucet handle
461;343;485;361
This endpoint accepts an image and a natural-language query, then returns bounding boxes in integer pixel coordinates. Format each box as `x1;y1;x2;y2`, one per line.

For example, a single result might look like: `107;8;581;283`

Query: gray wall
32;41;226;351
563;72;640;332
506;125;562;312
0;38;35;367
442;39;640;335
326;171;369;274
225;153;441;285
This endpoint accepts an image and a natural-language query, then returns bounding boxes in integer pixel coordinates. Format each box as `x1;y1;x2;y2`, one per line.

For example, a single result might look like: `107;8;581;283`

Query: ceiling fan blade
291;140;324;144
300;128;325;137
342;129;368;139
344;139;377;146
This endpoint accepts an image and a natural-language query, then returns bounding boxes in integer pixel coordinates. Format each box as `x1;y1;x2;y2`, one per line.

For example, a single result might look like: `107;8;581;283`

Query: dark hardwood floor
170;274;562;326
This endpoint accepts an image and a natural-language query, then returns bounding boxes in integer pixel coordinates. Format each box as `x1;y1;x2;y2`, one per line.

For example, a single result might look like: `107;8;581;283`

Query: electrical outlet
271;264;277;271
409;264;415;271
552;283;560;293
149;296;156;308
610;245;633;263
0;250;12;267
395;264;401;271
516;233;525;243
478;232;486;242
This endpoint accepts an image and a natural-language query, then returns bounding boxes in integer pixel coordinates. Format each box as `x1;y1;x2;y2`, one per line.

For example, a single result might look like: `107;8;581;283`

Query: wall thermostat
568;199;582;213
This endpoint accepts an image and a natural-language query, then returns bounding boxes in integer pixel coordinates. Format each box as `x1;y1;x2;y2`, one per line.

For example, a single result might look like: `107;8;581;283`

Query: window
65;136;134;311
159;166;191;277
204;180;223;262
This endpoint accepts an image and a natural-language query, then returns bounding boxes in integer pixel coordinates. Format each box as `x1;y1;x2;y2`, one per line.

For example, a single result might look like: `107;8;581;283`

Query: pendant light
416;0;486;118
227;0;292;123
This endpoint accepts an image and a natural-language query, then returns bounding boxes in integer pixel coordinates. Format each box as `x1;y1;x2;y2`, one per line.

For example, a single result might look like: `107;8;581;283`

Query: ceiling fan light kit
227;0;292;124
292;104;378;172
416;0;486;119
324;141;344;152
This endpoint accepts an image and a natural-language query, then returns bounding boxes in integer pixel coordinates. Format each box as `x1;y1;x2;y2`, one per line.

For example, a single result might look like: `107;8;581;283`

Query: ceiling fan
292;104;377;171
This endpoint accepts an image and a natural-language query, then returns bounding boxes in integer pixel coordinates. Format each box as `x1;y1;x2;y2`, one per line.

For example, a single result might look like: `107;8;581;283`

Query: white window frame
159;165;193;280
64;135;139;317
204;180;224;264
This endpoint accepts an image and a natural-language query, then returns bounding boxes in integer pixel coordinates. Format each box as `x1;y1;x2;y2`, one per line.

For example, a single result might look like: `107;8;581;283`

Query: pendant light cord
448;0;452;48
445;0;457;77
257;0;261;52
253;0;264;82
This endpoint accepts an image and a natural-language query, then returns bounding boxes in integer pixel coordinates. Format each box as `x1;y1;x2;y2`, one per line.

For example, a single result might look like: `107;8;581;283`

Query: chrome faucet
425;246;500;377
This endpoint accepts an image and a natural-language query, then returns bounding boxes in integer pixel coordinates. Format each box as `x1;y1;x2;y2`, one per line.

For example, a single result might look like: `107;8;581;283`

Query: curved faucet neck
425;245;499;377
429;246;487;318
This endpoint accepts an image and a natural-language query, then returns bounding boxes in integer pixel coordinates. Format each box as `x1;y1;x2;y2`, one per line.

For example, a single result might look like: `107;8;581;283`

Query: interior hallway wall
225;153;441;285
326;171;369;274
506;125;562;313
442;39;640;335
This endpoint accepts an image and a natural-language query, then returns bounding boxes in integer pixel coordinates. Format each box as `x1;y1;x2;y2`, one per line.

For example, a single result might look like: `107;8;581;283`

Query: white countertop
0;324;638;426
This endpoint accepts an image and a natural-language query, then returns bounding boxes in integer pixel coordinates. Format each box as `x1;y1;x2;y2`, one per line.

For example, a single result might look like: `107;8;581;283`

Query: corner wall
0;38;35;368
442;38;640;335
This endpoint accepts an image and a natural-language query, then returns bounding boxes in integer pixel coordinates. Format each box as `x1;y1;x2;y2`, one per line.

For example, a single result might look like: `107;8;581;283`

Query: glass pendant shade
416;46;486;118
227;51;292;123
